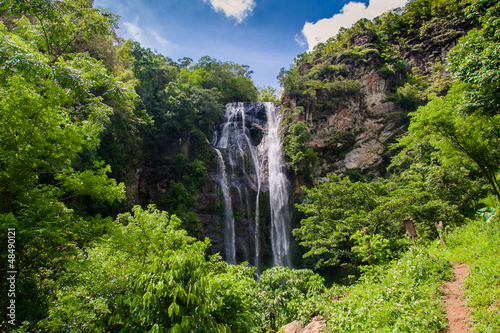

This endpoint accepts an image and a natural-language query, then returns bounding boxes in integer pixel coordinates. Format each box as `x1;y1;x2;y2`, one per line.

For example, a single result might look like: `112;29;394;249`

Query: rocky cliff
280;1;472;182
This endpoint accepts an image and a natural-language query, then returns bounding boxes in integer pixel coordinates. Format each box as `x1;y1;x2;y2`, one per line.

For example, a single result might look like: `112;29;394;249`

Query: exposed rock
328;108;356;132
198;213;224;255
368;101;395;116
280;6;473;183
281;316;325;333
352;30;377;47
343;139;385;171
362;70;388;106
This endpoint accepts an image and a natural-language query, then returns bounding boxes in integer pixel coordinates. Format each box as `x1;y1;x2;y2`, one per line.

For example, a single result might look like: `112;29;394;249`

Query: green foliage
294;174;462;270
294;175;399;268
165;179;201;237
344;169;364;183
5;0;500;331
448;0;500;116
322;248;452;332
209;262;261;332
258;86;281;102
190;129;212;163
38;205;201;332
396;83;500;202
4;0;119;62
350;231;393;265
180;55;258;104
258;266;327;332
476;206;496;222
430;216;500;331
0;5;131;325
114;242;226;332
39;205;329;333
283;122;318;180
392;83;423;110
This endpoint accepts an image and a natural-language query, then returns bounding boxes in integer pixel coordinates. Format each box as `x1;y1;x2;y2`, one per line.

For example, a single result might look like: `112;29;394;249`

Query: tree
448;0;500;116
40;206;263;332
258;266;326;332
293;174;461;269
258;86;281;102
397;83;500;202
4;0;119;62
0;5;131;324
180;56;259;103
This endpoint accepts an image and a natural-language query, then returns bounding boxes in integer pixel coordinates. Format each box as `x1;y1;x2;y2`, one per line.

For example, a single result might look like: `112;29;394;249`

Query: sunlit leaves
447;0;500;116
6;0;119;61
398;83;500;201
294;173;462;269
258;266;327;331
324;248;452;332
0;3;135;326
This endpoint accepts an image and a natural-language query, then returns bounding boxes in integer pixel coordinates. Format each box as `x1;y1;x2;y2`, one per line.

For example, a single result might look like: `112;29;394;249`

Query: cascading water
266;103;292;267
212;102;292;268
214;148;236;265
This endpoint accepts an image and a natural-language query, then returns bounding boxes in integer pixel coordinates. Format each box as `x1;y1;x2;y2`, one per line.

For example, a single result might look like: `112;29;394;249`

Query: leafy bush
294;174;460;270
283;122;318;180
258;266;327;332
323;248;452;332
393;83;422;110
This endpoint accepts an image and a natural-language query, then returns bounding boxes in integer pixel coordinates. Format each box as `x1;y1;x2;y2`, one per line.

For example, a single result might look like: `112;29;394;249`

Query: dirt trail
443;263;470;333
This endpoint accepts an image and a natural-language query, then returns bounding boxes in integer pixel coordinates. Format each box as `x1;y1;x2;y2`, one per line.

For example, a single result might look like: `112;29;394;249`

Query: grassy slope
321;248;452;332
430;217;500;332
317;216;500;332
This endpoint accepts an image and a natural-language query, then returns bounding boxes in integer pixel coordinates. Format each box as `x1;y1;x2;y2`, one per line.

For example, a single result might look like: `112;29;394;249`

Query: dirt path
443;263;470;333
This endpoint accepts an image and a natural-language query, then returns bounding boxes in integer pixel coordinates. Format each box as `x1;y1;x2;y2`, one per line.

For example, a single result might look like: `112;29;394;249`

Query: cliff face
280;2;472;182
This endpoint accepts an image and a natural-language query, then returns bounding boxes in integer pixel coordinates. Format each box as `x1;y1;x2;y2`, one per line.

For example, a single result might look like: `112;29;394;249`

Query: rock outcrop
281;316;325;333
280;5;472;182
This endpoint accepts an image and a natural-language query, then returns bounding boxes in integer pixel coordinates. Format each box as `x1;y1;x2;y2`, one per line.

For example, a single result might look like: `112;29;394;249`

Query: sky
94;0;409;89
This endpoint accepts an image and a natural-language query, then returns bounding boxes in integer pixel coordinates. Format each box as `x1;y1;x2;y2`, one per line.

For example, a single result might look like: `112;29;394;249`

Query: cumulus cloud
299;0;409;51
123;19;175;52
203;0;256;24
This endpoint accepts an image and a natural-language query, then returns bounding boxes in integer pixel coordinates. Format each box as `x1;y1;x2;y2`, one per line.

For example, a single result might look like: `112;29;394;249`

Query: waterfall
266;103;292;267
215;148;236;265
211;102;292;268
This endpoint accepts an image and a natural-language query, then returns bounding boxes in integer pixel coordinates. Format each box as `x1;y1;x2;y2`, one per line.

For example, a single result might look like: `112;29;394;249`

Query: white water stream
266;103;292;267
212;102;291;268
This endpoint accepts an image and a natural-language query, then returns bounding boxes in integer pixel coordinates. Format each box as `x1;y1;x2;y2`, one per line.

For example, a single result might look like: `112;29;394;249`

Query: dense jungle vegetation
0;0;499;332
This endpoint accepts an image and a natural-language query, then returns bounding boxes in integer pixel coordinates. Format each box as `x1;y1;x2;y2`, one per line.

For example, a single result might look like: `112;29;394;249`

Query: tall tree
0;2;132;324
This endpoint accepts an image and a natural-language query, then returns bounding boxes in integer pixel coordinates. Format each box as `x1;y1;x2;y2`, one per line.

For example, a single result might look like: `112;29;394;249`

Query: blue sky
95;0;408;89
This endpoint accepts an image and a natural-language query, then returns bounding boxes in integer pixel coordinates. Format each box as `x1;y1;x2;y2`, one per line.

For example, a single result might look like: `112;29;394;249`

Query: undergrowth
321;247;452;332
430;216;500;332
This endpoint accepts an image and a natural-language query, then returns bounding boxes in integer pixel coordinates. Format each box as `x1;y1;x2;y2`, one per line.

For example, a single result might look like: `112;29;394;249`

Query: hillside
279;0;472;182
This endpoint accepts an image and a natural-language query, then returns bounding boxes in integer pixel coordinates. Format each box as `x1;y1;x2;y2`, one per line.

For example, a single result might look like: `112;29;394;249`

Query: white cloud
123;20;144;44
294;33;307;48
203;0;256;24
122;18;175;52
149;29;172;48
299;0;409;51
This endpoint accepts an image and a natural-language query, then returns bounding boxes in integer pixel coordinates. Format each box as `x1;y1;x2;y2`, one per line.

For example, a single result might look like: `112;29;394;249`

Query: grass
429;216;500;332
317;215;500;332
321;247;452;332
